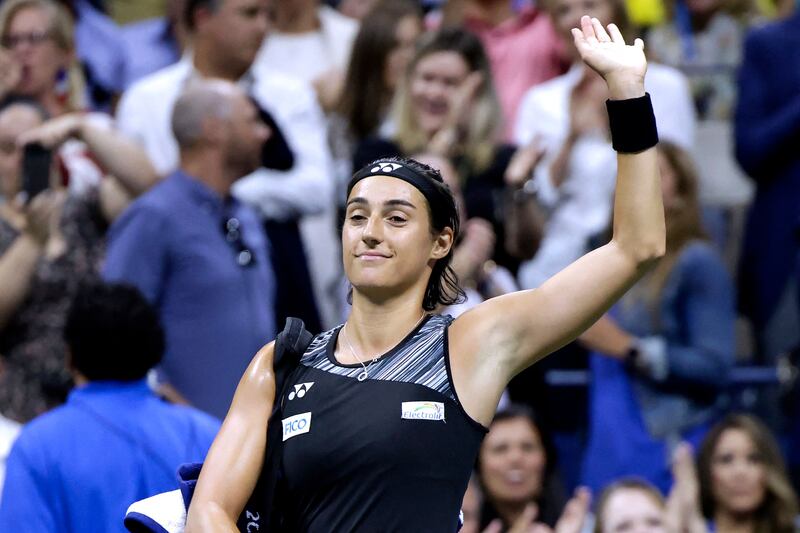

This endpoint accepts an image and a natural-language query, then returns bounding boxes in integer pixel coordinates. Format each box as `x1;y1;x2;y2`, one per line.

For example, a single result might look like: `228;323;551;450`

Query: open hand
571;16;646;99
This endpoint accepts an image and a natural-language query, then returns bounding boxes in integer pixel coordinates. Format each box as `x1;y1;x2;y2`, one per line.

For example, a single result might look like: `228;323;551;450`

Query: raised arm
450;17;665;425
185;342;276;533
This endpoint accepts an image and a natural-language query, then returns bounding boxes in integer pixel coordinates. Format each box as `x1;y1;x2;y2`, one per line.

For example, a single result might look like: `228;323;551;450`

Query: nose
256;123;271;144
362;214;383;246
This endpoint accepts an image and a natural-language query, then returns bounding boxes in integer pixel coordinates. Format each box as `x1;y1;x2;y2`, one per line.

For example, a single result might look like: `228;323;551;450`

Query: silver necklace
341;313;427;382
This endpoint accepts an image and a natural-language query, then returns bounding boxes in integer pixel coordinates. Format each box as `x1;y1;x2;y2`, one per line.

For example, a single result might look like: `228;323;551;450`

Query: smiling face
479;417;547;506
343;175;452;301
710;429;767;516
408;50;470;137
384;14;422;91
601;488;666;533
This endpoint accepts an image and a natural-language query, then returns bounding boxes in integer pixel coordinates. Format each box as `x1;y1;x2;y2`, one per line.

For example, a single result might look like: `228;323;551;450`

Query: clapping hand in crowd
452;217;496;284
482;488;591;533
429;71;484;157
665;443;708;533
21;189;66;252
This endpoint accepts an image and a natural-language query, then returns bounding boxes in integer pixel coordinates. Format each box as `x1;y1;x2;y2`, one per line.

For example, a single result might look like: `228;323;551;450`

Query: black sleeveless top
279;314;487;532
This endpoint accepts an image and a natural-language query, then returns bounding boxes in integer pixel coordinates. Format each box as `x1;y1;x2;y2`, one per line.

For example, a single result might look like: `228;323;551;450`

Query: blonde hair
697;414;799;533
392;27;502;178
593;478;665;533
0;0;86;111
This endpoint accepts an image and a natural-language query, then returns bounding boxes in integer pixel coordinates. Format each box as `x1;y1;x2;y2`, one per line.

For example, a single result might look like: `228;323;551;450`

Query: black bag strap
236;317;314;532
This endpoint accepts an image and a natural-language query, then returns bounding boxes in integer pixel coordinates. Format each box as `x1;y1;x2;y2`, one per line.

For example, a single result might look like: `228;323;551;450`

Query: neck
273;2;321;33
344;290;428;359
180;150;234;197
714;510;757;533
492;499;529;529
192;41;248;81
464;0;515;26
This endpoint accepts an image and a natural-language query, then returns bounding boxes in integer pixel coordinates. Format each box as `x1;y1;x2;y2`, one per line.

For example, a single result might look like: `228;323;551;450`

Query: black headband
347;159;450;218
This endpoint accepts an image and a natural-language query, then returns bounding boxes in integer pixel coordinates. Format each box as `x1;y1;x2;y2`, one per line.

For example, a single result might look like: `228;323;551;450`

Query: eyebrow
346;197;417;209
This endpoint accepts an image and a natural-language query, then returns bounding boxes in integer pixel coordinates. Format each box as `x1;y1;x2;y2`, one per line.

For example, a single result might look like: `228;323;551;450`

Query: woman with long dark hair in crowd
696;414;799;533
185;16;667;531
579;141;735;495
477;404;567;530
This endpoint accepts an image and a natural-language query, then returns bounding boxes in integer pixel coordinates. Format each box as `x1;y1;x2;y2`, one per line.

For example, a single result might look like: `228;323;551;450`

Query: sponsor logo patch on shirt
282;412;312;441
401;401;445;421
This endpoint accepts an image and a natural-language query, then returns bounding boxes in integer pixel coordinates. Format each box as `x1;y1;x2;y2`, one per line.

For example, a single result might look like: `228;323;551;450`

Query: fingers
634;37;645;50
591;17;611;42
482;519;503;533
580;15;596;43
607;23;625;44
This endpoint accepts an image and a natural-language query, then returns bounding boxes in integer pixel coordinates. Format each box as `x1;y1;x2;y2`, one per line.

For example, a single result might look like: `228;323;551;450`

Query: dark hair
476;404;566;528
64;280;165;381
338;0;421;141
184;0;221;32
593;478;665;533
346;156;465;311
697;414;798;533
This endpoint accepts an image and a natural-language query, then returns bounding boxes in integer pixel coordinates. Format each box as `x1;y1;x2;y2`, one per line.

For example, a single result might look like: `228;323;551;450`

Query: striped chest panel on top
300;314;456;402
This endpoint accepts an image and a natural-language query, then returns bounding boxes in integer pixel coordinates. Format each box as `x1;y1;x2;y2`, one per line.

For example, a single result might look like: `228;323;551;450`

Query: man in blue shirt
104;79;276;418
0;281;221;532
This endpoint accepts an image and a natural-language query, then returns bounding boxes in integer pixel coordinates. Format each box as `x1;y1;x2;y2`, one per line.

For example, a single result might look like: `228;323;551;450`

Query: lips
357;252;390;260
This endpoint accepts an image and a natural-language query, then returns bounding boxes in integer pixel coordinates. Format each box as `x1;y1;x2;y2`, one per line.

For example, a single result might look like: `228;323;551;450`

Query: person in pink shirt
439;0;570;139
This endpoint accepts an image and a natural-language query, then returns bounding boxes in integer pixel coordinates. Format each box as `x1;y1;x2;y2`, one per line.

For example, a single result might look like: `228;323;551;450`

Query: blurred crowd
0;0;797;531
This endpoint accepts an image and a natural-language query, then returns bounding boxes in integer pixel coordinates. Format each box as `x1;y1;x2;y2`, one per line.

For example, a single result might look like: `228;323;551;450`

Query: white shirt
0;415;20;505
254;6;358;84
116;56;334;221
513;63;696;288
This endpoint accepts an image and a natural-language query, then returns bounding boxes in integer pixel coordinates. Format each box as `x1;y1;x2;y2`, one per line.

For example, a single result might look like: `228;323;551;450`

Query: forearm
79;118;159;196
0;234;42;328
578;314;633;358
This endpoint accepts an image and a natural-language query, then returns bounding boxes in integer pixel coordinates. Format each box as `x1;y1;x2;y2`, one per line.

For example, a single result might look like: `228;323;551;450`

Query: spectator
593;478;669;533
117;0;333;332
734;8;800;392
440;0;569;140
354;27;541;276
0;100;156;422
697;414;799;533
255;0;358;103
579;142;735;495
0;0;124;195
0;281;220;532
476;404;567;529
513;0;696;290
104;80;276;419
648;0;751;120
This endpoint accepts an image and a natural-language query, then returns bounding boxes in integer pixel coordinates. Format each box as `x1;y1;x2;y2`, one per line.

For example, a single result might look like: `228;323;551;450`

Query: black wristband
606;93;659;153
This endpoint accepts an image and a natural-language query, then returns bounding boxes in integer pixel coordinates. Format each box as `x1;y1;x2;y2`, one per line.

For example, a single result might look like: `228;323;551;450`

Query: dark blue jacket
735;13;800;331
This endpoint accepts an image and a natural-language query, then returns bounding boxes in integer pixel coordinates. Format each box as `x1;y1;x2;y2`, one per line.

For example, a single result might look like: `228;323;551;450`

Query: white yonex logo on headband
288;382;314;400
371;162;403;173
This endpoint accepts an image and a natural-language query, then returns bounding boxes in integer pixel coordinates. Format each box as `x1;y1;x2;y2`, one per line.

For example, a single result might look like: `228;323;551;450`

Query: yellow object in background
625;0;667;26
108;0;167;25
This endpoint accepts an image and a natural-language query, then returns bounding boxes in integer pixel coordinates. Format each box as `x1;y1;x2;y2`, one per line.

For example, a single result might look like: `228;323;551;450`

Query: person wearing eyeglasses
103;79;277;420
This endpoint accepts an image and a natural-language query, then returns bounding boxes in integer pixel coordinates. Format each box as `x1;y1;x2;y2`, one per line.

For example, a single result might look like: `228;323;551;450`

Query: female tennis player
186;15;664;532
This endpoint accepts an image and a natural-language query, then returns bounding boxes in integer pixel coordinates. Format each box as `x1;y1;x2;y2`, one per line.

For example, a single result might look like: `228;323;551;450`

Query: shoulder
8;404;78;460
120;61;188;105
252;71;317;111
107;180;174;235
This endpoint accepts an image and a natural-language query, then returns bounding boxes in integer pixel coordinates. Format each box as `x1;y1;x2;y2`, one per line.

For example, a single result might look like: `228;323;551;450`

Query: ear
430;227;454;261
200;115;226;145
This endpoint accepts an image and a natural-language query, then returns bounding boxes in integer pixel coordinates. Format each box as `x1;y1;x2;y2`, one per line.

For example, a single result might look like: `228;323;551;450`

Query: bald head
171;79;242;149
